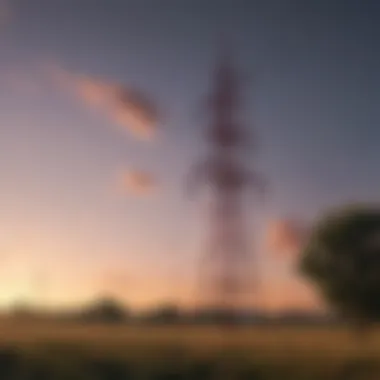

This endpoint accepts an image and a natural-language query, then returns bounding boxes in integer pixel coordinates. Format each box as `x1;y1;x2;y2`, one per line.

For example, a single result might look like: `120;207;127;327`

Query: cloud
47;64;160;140
2;62;161;140
265;218;310;257
120;169;157;196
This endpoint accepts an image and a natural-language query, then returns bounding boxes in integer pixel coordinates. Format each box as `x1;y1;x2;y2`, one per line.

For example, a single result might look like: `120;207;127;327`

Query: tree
299;204;380;336
10;301;36;321
143;303;180;324
80;296;129;324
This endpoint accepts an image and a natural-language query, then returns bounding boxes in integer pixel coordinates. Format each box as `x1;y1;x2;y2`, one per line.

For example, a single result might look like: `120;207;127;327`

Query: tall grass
0;321;379;379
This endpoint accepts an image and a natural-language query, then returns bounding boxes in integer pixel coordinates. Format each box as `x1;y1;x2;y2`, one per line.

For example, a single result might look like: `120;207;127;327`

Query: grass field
0;321;379;379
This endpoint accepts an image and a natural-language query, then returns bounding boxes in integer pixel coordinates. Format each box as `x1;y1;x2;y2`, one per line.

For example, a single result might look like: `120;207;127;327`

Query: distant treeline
5;297;337;326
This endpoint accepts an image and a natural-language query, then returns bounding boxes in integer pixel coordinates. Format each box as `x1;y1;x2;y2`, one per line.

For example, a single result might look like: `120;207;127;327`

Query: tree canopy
300;204;380;322
80;296;129;323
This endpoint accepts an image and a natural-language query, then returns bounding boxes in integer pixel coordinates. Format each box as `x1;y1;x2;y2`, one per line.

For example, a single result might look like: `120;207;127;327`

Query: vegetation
140;303;181;324
0;322;378;379
300;205;380;334
78;297;130;324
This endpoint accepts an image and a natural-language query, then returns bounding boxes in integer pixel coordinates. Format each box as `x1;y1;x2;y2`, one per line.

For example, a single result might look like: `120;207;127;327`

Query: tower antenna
187;45;266;324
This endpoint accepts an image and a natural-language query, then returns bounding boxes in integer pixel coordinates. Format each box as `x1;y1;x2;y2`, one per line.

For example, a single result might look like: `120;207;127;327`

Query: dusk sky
0;0;379;311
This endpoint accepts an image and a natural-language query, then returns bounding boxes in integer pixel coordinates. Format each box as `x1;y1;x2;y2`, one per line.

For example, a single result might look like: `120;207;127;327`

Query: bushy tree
80;296;129;323
143;303;180;324
300;204;380;331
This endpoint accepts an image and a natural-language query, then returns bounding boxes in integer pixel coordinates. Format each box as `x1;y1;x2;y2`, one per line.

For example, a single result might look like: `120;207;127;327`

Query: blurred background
0;0;380;379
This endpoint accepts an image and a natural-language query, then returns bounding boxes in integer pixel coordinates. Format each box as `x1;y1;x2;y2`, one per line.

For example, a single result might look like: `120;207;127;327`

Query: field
0;321;379;379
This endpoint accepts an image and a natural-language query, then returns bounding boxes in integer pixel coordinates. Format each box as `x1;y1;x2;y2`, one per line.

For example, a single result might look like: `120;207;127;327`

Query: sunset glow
1;0;379;313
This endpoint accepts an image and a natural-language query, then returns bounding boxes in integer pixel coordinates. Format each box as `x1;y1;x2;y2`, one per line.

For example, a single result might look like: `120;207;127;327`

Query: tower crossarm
186;46;267;319
209;157;248;192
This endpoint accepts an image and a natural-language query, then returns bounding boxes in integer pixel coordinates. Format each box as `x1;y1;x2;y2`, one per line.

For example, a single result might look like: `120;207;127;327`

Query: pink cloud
265;218;310;257
48;64;160;140
119;169;157;196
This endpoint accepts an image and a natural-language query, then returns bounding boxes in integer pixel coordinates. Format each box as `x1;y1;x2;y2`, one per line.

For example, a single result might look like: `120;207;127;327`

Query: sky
0;0;379;311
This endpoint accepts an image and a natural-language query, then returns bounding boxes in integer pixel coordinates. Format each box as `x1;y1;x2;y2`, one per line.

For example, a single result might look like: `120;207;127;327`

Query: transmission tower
187;48;265;322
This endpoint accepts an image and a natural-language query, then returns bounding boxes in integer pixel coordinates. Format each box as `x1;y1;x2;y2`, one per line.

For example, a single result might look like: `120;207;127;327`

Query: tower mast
188;47;265;322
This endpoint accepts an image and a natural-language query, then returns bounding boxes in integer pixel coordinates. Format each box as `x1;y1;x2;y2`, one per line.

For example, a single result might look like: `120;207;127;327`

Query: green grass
0;321;379;379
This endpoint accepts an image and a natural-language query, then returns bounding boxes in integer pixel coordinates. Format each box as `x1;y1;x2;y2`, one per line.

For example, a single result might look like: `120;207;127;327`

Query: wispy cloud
119;169;157;196
48;64;160;140
265;219;310;257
